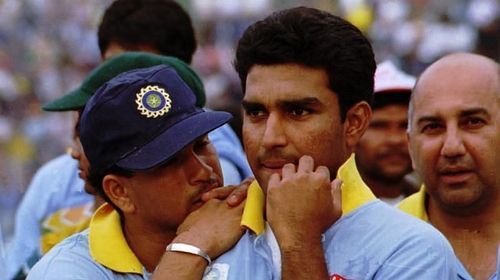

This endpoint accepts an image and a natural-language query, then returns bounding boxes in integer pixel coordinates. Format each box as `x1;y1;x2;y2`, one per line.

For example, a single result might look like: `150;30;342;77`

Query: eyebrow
459;108;489;118
416;107;490;126
279;97;321;108
242;97;321;109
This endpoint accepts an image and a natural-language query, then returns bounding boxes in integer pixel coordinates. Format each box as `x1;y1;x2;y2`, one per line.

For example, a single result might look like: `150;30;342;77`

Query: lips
190;192;208;211
260;158;295;171
378;150;410;162
438;167;474;185
77;167;87;180
190;179;221;209
191;198;204;211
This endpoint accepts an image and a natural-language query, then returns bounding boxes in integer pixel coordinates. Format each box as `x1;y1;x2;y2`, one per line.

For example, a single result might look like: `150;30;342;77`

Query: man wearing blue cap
6;2;252;277
28;64;246;279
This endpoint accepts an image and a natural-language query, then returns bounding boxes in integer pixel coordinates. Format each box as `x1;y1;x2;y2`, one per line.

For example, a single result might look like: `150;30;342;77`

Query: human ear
407;132;417;170
344;101;372;150
102;174;136;214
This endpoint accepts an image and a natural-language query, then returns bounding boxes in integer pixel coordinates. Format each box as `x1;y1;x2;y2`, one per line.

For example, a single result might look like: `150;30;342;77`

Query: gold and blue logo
135;85;172;118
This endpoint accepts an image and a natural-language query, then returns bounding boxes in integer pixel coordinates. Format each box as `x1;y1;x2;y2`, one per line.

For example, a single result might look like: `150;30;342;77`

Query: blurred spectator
355;60;419;205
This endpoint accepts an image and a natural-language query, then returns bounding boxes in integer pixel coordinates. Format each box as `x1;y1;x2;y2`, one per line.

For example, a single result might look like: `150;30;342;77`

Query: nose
386;128;407;146
261;114;287;149
69;146;81;161
441;126;466;159
187;149;216;188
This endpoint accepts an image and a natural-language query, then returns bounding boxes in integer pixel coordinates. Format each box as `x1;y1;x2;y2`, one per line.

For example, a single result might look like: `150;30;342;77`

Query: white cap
374;61;416;94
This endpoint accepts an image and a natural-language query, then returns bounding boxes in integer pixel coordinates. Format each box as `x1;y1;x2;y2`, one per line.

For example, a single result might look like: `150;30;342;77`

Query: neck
93;196;106;211
427;196;500;236
428;197;500;280
361;175;407;199
122;217;176;272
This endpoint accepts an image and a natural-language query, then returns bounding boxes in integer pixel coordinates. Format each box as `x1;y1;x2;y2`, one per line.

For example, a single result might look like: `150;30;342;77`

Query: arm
6;165;54;278
152;194;246;279
266;155;342;280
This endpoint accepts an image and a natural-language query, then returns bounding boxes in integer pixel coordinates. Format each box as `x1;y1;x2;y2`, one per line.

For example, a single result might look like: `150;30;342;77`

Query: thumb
330;178;343;215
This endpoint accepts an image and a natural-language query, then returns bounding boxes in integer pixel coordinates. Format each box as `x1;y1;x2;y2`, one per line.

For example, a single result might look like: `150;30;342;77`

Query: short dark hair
98;0;196;64
234;6;375;121
372;92;411;110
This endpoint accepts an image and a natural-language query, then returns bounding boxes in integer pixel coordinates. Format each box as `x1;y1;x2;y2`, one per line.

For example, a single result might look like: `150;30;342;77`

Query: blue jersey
399;187;499;280
6;153;92;279
11;124;250;279
0;224;6;277
206;155;457;279
209;202;457;279
27;205;151;280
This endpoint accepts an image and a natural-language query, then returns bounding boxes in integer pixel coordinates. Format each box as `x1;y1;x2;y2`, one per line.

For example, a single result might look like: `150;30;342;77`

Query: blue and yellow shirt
27;201;151;279
207;155;457;279
28;155;456;280
398;187;498;280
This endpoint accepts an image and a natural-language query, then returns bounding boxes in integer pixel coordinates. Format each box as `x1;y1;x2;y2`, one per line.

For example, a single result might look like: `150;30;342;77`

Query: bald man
399;53;500;280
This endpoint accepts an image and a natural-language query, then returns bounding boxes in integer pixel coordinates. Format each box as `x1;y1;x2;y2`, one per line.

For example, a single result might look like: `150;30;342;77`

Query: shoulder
27;231;111;279
36;154;77;175
346;200;450;246
19;153;87;212
326;201;456;279
332;201;454;256
28;154;79;188
212;230;264;262
208;231;274;279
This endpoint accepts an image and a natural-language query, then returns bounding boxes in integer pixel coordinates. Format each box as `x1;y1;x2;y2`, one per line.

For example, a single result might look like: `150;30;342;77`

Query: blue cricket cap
80;64;231;171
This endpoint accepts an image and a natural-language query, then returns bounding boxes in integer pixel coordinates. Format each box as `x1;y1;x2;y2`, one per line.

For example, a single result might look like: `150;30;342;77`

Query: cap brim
374;88;412;94
116;110;232;171
42;88;92;112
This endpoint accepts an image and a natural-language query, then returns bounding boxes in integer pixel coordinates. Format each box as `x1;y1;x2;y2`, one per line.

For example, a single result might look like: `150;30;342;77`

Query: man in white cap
355;61;419;205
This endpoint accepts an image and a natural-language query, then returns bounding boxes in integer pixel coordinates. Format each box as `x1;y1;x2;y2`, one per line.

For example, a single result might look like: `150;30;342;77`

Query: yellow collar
397;185;429;222
241;154;377;234
89;204;143;275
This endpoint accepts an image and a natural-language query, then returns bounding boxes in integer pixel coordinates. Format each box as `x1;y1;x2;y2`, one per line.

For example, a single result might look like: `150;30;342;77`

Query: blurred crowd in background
0;0;498;248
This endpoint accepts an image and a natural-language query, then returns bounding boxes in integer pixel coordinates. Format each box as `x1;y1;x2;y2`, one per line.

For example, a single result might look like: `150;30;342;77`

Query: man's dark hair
372;92;411;110
234;6;375;121
98;0;196;63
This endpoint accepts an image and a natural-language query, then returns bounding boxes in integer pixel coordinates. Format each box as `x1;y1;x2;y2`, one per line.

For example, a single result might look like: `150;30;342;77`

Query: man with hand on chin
202;6;457;280
28;64;246;279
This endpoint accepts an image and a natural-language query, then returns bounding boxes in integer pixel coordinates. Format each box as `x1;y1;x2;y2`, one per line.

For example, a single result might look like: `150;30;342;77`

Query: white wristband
166;243;211;266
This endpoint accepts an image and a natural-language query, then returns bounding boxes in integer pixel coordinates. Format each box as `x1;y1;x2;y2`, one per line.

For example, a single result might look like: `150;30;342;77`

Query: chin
84;185;97;195
437;190;486;213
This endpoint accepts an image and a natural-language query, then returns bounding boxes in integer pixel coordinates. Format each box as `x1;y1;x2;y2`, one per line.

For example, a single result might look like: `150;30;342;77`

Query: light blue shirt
206;200;457;279
209;124;252;185
5;153;92;280
10;125;250;279
455;254;498;280
27;229;150;280
0;223;6;278
398;187;498;280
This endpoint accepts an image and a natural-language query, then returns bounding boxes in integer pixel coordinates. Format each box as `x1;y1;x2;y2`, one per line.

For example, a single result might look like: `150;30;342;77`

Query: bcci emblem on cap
136;85;172;118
